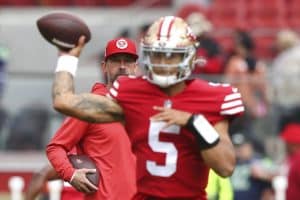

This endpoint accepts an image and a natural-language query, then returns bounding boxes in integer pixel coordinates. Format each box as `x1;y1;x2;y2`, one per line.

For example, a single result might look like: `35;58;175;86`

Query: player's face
104;53;137;83
149;52;183;76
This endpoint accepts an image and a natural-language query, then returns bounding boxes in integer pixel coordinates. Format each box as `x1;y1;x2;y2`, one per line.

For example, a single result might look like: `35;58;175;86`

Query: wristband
55;55;78;77
70;171;76;183
186;114;220;149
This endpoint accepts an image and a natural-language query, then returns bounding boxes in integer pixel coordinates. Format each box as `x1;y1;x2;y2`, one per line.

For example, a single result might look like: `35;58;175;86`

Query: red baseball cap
104;37;138;60
280;123;300;144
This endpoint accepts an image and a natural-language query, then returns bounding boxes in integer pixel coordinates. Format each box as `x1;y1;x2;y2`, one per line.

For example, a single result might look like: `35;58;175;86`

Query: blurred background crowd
0;0;300;199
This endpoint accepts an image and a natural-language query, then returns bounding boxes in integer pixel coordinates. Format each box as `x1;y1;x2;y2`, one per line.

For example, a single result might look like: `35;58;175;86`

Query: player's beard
111;71;129;83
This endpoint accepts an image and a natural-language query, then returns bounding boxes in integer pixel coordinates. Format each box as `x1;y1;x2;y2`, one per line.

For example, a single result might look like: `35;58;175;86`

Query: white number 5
146;121;180;177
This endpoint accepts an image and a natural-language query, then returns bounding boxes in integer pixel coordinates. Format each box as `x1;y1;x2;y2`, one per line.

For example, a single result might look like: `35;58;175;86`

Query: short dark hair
235;30;255;51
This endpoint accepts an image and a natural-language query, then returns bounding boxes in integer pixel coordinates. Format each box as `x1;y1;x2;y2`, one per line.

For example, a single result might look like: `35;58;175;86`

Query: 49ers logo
116;39;128;49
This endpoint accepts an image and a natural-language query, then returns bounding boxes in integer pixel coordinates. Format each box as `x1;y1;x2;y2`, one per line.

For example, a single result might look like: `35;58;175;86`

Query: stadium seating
253;33;276;59
0;0;35;6
176;3;209;20
286;0;300;30
210;0;247;30
247;0;287;29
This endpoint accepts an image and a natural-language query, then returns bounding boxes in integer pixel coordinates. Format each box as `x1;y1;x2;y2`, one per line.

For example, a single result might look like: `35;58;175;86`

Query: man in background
280;123;300;200
26;38;139;200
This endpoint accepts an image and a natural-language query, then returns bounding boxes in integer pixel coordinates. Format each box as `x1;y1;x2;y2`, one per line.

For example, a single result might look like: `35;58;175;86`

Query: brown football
36;12;91;51
68;154;100;186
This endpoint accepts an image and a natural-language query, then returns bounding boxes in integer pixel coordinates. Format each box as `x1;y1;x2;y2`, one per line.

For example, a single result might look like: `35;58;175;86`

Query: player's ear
133;62;138;74
101;61;107;73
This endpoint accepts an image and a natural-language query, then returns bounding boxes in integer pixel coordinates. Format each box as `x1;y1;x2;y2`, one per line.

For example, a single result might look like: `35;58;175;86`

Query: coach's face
102;53;137;84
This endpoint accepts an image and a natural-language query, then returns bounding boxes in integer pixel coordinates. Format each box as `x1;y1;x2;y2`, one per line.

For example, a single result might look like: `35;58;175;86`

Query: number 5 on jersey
146;121;180;177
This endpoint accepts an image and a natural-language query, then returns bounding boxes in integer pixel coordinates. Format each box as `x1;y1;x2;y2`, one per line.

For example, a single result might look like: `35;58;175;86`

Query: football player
46;38;138;200
51;16;244;199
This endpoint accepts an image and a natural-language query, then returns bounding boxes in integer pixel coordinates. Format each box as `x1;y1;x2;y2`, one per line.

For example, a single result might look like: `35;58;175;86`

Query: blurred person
185;12;224;76
271;30;300;130
206;169;233;200
230;133;275;200
224;30;269;142
136;23;150;44
0;44;9;139
135;22;151;75
50;16;244;199
25;164;58;200
279;123;300;200
46;37;138;200
0;43;9;101
5;103;50;150
25;164;84;200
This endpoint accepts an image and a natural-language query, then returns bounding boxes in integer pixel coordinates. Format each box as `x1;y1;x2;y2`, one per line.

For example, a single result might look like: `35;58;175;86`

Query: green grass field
0;193;11;200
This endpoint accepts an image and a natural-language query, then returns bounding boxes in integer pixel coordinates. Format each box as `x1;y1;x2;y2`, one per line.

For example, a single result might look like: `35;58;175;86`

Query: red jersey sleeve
215;83;244;118
189;80;245;125
91;82;107;95
46;82;107;182
108;75;133;101
46;117;89;181
207;82;244;124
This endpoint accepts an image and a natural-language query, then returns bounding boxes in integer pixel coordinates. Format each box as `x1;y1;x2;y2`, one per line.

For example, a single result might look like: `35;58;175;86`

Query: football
68;155;100;186
36;12;91;50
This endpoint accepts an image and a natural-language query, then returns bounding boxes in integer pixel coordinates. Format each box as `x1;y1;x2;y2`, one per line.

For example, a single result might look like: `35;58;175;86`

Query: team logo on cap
116;39;128;49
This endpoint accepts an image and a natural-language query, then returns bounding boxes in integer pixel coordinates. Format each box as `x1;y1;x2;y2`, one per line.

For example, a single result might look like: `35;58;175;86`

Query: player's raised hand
59;36;86;57
70;168;98;194
151;106;192;127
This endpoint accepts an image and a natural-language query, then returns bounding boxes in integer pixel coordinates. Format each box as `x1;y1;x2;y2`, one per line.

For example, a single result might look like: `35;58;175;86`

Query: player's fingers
82;177;98;193
78;169;98;192
72;183;86;193
80;183;94;194
78;35;86;46
85;179;98;191
83;168;97;174
150;113;167;121
153;106;166;111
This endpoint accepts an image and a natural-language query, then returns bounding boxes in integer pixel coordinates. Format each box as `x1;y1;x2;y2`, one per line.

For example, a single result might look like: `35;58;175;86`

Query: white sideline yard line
0;162;46;172
0;152;48;172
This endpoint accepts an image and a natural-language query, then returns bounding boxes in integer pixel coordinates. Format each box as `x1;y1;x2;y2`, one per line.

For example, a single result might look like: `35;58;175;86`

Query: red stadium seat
72;0;99;6
212;31;234;54
98;0;136;6
286;0;300;30
176;3;209;20
252;32;277;59
210;0;247;30
144;0;172;7
0;0;35;6
39;0;71;6
248;0;287;29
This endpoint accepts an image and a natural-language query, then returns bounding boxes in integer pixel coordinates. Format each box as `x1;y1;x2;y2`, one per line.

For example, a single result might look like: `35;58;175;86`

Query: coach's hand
70;168;98;194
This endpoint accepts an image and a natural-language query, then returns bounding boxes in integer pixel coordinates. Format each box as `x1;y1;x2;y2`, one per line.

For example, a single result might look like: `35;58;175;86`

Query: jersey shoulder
90;82;107;95
114;75;145;86
190;79;244;116
190;79;236;95
110;75;148;95
110;75;161;102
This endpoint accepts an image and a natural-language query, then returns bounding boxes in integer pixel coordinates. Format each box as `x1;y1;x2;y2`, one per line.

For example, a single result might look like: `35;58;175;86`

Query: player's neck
106;82;112;89
160;81;186;96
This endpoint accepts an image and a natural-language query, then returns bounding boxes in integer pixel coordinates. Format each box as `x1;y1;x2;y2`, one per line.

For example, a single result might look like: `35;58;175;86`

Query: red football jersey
109;76;244;199
61;182;84;200
286;151;300;200
47;83;136;200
